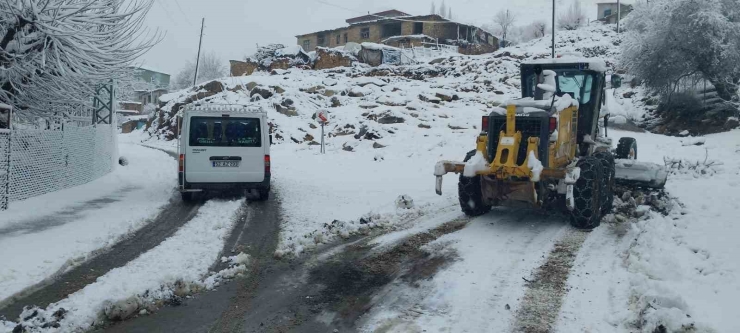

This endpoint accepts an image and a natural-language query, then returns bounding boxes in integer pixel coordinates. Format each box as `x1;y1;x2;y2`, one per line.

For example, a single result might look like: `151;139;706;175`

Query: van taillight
264;155;271;174
179;154;184;172
481;116;489;133
549;117;558;133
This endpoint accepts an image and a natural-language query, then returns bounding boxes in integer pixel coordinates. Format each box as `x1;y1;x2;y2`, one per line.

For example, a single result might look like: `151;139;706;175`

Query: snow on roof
275;45;307;58
381;34;435;44
361;42;403;51
524;57;608;73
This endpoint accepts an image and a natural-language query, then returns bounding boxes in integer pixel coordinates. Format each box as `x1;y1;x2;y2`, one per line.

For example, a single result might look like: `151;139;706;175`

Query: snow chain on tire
458;150;492;217
593;151;615;215
570;157;604;230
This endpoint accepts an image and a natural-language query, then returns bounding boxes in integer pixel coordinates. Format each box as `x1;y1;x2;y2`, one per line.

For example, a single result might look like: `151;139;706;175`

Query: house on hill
129;67;171;106
296;10;498;54
597;2;633;24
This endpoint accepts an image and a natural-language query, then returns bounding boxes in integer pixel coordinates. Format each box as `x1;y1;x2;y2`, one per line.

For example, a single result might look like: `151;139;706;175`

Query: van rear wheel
257;189;270;201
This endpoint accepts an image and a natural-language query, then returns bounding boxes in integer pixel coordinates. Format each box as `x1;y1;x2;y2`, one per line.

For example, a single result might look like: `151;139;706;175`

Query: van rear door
185;115;265;183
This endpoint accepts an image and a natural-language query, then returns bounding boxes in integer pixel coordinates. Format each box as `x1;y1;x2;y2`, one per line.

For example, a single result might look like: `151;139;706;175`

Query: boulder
202;80;224;94
377;115;405;124
435;91;459;102
246;82;258;91
271;85;286;94
274;103;298;117
301;85;325;94
331;97;342;107
250;87;273;99
419;94;441;104
418;123;431;129
372;142;386;149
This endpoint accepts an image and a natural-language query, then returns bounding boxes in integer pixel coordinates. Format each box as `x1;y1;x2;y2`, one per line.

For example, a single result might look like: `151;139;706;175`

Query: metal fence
0;124;116;209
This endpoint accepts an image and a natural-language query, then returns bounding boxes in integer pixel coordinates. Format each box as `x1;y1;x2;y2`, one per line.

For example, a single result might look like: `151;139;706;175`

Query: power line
171;0;195;26
154;0;179;27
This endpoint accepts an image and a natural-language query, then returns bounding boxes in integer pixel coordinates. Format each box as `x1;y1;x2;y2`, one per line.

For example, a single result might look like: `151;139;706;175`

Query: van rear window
188;117;261;147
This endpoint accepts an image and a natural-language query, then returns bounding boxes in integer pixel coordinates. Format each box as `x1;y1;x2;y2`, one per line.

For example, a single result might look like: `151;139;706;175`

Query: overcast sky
138;0;612;77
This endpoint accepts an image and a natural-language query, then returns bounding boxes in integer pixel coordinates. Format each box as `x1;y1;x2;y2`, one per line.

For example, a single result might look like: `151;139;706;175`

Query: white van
177;105;271;201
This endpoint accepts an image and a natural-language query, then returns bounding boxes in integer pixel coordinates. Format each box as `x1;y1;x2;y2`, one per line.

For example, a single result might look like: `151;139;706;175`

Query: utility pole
193;18;205;86
617;0;621;33
552;0;556;58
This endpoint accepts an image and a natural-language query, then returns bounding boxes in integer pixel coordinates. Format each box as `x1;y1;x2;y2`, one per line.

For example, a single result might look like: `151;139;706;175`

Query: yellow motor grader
434;59;667;229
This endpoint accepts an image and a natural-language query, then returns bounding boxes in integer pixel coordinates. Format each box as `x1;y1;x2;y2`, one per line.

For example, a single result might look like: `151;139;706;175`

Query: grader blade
614;159;668;189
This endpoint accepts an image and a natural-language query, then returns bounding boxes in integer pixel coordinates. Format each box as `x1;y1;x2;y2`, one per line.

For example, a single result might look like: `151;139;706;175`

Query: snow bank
1;199;244;331
558;129;740;332
0;141;176;303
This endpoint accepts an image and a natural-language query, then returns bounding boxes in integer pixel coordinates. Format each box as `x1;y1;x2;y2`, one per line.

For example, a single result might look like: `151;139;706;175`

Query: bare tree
558;0;587;31
531;20;549;38
439;0;446;17
448;7;453;20
0;0;161;119
172;52;227;90
430;2;436;15
493;10;517;44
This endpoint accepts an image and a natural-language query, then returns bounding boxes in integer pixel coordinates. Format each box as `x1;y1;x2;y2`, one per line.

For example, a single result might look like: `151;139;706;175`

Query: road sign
315;110;329;124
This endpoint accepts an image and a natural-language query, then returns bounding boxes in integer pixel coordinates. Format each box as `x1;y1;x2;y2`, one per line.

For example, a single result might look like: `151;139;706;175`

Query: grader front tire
570;157;604;230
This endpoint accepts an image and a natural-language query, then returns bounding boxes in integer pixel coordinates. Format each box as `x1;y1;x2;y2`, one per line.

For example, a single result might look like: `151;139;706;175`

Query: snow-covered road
362;208;570;332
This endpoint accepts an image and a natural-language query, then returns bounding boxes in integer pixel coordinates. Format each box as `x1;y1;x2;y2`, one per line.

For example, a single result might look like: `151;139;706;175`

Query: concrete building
597;2;633;24
127;67;171;106
296;10;497;52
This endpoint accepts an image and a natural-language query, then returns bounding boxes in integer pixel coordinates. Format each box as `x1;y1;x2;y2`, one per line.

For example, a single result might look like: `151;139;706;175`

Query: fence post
1;105;12;210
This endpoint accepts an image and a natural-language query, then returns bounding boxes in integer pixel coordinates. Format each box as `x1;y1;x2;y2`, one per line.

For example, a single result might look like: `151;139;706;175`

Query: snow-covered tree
493;10;517;43
558;0;587;31
448;8;452;20
622;0;740;101
431;2;436;15
0;0;160;120
172;52;227;90
530;20;549;39
439;1;446;17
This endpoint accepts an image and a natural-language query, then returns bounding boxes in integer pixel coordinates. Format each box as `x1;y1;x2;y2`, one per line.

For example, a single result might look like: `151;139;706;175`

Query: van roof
181;104;267;115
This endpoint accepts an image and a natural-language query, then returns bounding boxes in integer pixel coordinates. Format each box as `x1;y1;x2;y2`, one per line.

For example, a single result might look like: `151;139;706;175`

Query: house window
302;40;310;51
336;34;341;44
413;22;423;34
317;34;326;46
604;8;612;18
361;27;370;39
381;22;402;38
344;33;348;43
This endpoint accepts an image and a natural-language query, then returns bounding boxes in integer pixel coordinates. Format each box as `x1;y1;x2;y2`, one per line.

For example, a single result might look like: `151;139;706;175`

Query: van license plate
213;161;239;167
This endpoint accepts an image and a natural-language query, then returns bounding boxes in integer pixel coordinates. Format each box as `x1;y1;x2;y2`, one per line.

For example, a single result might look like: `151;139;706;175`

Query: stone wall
314;47;355;70
230;60;259;76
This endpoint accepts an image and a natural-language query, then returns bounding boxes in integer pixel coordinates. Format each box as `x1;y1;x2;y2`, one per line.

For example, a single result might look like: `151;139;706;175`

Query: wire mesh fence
0;124;116;210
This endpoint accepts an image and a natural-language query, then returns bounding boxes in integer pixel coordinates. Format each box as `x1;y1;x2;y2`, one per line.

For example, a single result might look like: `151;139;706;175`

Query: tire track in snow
0;197;204;321
0;145;196;321
512;227;589;333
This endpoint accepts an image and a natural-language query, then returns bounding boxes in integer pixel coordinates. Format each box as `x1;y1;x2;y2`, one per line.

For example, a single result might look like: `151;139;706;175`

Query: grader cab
434;58;667;229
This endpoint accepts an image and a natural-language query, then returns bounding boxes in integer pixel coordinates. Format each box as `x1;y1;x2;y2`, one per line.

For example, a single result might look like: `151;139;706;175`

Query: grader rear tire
570;157;604;230
458;150;492;217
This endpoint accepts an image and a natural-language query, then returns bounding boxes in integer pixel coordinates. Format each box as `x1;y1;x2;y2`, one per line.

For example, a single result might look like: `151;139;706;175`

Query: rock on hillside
148;25;627;146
